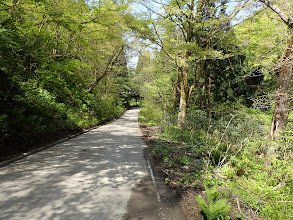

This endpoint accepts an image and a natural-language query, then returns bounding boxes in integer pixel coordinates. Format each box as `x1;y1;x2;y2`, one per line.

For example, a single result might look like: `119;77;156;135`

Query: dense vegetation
0;0;139;161
136;0;293;219
1;0;293;219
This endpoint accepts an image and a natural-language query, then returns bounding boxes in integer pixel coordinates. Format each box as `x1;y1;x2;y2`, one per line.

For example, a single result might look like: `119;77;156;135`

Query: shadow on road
0;110;148;220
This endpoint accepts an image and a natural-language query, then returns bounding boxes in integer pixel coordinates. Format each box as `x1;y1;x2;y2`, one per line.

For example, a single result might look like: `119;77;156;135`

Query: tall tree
134;0;248;126
257;0;293;138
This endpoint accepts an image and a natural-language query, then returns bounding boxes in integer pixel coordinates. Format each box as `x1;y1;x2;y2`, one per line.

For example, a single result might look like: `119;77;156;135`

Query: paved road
0;109;186;220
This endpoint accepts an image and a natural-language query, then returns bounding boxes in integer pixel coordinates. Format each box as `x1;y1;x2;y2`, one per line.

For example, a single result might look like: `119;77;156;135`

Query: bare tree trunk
172;67;180;112
202;71;206;108
178;54;206;126
257;0;293;171
188;56;206;102
270;33;293;139
177;63;189;127
207;60;213;118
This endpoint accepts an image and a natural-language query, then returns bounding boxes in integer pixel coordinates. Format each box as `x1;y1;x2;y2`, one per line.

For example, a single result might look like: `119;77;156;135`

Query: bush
139;99;164;125
152;103;293;219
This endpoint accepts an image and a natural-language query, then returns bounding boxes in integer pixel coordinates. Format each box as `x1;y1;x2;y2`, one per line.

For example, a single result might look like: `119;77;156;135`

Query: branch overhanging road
0;108;186;220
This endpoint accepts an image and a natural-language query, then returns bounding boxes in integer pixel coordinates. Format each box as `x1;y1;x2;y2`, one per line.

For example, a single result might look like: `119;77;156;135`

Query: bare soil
140;124;264;220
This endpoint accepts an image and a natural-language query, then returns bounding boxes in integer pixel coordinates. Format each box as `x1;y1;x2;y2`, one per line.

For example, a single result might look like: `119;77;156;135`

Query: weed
151;141;175;167
196;184;231;220
178;155;191;166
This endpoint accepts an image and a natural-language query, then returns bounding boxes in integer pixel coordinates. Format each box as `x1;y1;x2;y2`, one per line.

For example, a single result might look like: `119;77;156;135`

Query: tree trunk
188;56;206;102
177;63;189;127
207;60;213;118
202;71;206;109
172;67;180;112
270;33;293;139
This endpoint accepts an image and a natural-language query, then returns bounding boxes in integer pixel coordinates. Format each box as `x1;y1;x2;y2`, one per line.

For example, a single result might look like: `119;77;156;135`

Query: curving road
0;108;186;220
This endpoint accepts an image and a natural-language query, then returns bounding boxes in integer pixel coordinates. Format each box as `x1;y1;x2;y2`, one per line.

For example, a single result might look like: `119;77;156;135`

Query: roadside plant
196;184;231;220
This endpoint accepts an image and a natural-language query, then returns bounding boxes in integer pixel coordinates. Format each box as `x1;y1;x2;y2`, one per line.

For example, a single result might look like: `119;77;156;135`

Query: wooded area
0;0;139;161
136;0;293;219
1;0;293;219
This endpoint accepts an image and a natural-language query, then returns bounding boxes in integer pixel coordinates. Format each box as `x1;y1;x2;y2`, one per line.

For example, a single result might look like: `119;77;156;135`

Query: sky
126;0;163;69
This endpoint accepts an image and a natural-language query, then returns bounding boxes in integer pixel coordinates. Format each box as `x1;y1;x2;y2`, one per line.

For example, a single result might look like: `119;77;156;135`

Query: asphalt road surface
0;108;186;220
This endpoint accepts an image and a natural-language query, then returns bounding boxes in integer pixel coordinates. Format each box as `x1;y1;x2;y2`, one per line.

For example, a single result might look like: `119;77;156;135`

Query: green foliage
149;102;293;219
136;50;175;126
151;141;175;167
0;0;133;159
196;184;231;220
159;105;269;168
234;8;288;99
235;9;287;74
178;155;191;166
136;1;293;219
139;100;164;126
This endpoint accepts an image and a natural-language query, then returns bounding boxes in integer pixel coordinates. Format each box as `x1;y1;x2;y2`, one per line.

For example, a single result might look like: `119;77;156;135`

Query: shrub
196;184;231;220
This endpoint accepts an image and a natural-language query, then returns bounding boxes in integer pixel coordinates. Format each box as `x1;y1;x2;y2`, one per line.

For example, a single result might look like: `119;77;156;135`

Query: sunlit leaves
235;9;288;72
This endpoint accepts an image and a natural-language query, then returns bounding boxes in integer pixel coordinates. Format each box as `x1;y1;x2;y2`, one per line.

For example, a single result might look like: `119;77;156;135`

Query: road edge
0;109;128;168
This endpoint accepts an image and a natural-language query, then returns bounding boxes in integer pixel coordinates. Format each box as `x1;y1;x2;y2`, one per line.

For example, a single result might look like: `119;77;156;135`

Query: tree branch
88;46;124;92
258;0;293;28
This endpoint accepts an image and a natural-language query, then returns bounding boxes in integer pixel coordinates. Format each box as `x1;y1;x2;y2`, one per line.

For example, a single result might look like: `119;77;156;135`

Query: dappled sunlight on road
0;109;148;220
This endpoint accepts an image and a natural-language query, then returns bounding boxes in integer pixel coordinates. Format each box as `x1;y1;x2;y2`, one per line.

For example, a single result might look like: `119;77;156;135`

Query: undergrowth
196;184;231;220
0;81;125;161
140;103;293;219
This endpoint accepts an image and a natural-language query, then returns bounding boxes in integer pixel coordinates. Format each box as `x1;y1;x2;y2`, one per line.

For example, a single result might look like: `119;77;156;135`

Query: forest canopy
1;0;293;219
0;0;139;160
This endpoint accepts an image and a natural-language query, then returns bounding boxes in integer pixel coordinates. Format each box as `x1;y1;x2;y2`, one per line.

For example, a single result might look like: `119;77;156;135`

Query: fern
196;184;231;220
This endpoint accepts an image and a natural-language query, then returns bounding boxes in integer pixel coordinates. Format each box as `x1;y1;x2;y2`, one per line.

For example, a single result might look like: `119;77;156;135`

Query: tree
0;0;134;159
134;0;248;126
257;0;293;138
